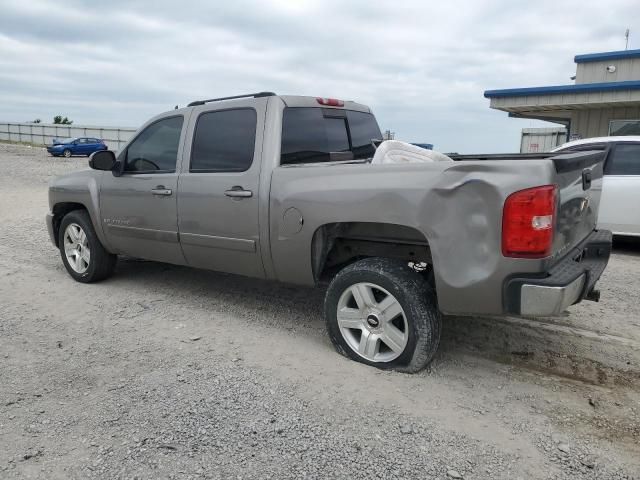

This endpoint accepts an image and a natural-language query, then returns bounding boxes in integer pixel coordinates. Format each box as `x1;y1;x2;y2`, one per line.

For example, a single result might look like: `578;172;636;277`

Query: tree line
29;116;73;125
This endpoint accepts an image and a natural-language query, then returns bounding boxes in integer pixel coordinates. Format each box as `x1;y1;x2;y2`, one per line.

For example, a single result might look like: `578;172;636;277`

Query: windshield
281;108;382;165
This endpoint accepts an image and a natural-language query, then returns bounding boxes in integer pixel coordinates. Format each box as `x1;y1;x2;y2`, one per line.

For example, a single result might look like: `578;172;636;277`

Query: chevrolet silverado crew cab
46;92;612;372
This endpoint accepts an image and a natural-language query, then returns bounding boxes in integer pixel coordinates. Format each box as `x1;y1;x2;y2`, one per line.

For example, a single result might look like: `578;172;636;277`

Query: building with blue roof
484;49;640;142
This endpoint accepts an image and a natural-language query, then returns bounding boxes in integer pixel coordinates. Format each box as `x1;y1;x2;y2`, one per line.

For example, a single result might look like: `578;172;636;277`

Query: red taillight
502;185;557;258
316;97;344;107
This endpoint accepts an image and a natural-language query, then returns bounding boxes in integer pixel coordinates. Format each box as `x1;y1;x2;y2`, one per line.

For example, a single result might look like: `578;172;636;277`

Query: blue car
47;137;107;157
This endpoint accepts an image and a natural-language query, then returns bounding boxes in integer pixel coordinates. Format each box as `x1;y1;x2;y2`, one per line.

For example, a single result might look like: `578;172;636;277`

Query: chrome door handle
224;187;253;198
151;186;173;196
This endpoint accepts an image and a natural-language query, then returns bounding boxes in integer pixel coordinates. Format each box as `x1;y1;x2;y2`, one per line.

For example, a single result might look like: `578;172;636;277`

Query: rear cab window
280;107;382;165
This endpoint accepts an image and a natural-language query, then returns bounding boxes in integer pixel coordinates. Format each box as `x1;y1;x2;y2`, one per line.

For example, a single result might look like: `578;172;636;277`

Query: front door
177;100;267;278
74;138;87;155
100;115;187;265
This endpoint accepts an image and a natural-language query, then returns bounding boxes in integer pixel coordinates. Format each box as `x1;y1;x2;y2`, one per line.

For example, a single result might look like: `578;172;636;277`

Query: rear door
100;114;187;264
86;138;101;154
599;142;640;235
177;98;267;278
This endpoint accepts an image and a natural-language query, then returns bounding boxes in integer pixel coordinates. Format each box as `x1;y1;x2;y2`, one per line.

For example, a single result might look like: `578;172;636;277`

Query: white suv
553;136;640;237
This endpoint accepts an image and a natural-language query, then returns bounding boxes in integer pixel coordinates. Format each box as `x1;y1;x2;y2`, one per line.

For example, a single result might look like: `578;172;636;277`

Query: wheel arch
311;222;433;284
51;202;90;247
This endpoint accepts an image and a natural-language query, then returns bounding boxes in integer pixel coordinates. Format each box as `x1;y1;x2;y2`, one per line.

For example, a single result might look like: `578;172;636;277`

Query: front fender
48;170;111;251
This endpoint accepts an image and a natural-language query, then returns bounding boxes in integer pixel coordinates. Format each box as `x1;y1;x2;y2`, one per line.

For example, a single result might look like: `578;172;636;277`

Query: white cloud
0;0;638;152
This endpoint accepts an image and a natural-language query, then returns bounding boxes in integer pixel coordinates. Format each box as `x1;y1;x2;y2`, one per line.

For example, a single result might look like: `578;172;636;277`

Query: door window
190;109;257;172
125;116;184;173
607;143;640;175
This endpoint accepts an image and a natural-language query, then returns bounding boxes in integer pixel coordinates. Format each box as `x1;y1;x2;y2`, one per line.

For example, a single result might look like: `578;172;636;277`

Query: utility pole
625;28;630;50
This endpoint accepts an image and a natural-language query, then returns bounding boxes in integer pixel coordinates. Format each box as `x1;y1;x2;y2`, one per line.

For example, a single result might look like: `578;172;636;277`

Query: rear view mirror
89;150;116;171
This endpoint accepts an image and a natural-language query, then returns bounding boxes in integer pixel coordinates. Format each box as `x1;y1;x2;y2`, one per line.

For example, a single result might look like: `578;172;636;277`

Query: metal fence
0;122;137;151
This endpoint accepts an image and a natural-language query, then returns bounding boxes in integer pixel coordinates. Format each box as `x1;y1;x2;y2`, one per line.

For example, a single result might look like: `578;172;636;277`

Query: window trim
188;107;258;174
121;114;184;175
606;142;640;176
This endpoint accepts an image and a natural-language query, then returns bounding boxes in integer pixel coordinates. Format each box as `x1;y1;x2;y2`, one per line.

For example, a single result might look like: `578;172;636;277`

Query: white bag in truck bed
371;140;453;164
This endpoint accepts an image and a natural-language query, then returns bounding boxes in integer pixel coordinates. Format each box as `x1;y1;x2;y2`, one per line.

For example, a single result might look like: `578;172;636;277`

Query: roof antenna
625;28;630;50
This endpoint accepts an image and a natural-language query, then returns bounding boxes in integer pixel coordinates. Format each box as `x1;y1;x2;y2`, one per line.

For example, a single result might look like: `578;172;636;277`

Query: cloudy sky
1;0;638;152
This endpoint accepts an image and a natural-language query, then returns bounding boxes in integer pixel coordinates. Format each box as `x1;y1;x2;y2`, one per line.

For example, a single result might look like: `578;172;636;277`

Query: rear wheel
63;149;71;158
58;210;117;283
324;257;441;373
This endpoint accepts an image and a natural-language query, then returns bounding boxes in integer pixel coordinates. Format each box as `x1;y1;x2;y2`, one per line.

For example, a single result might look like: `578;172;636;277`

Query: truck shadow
612;236;640;256
113;258;638;386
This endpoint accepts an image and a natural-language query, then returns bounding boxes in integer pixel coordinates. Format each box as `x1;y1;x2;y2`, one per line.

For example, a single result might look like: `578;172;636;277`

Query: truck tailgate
549;150;606;259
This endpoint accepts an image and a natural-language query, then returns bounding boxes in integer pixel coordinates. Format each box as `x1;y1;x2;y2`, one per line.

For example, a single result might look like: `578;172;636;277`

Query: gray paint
177;98;268;278
47;95;605;317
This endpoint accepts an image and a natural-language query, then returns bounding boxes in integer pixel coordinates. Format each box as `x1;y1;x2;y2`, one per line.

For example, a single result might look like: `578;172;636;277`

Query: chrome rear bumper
520;274;586;316
504;230;612;316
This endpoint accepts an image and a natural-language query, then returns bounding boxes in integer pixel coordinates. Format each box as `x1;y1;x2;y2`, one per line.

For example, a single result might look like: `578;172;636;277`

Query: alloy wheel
336;282;409;363
63;223;90;273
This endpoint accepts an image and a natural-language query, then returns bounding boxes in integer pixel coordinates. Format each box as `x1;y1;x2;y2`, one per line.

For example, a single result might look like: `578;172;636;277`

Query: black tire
58;210;117;283
324;257;441;373
63;149;71;158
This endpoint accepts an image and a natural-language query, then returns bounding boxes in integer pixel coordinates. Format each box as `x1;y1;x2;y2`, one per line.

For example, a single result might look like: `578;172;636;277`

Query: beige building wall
576;58;640;84
570;106;640;138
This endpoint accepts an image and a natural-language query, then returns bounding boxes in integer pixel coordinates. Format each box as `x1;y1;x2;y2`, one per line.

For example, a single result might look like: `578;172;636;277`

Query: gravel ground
0;143;639;479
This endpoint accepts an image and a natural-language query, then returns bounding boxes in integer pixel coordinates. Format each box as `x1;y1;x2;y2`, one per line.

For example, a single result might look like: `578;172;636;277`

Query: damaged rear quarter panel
423;161;555;315
270;160;556;316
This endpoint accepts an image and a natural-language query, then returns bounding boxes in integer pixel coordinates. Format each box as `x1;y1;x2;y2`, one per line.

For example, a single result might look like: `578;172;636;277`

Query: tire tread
58;210;116;283
324;257;441;373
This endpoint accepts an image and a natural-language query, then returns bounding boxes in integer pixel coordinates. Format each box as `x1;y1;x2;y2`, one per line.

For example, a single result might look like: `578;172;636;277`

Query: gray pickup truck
46;92;612;372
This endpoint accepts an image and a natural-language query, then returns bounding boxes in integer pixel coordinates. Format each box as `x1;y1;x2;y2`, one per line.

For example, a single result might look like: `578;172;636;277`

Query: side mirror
89;150;116;171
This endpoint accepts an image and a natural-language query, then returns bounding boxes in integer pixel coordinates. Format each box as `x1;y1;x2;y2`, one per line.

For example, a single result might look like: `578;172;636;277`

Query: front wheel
58;210;117;283
324;257;441;373
63;149;71;157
